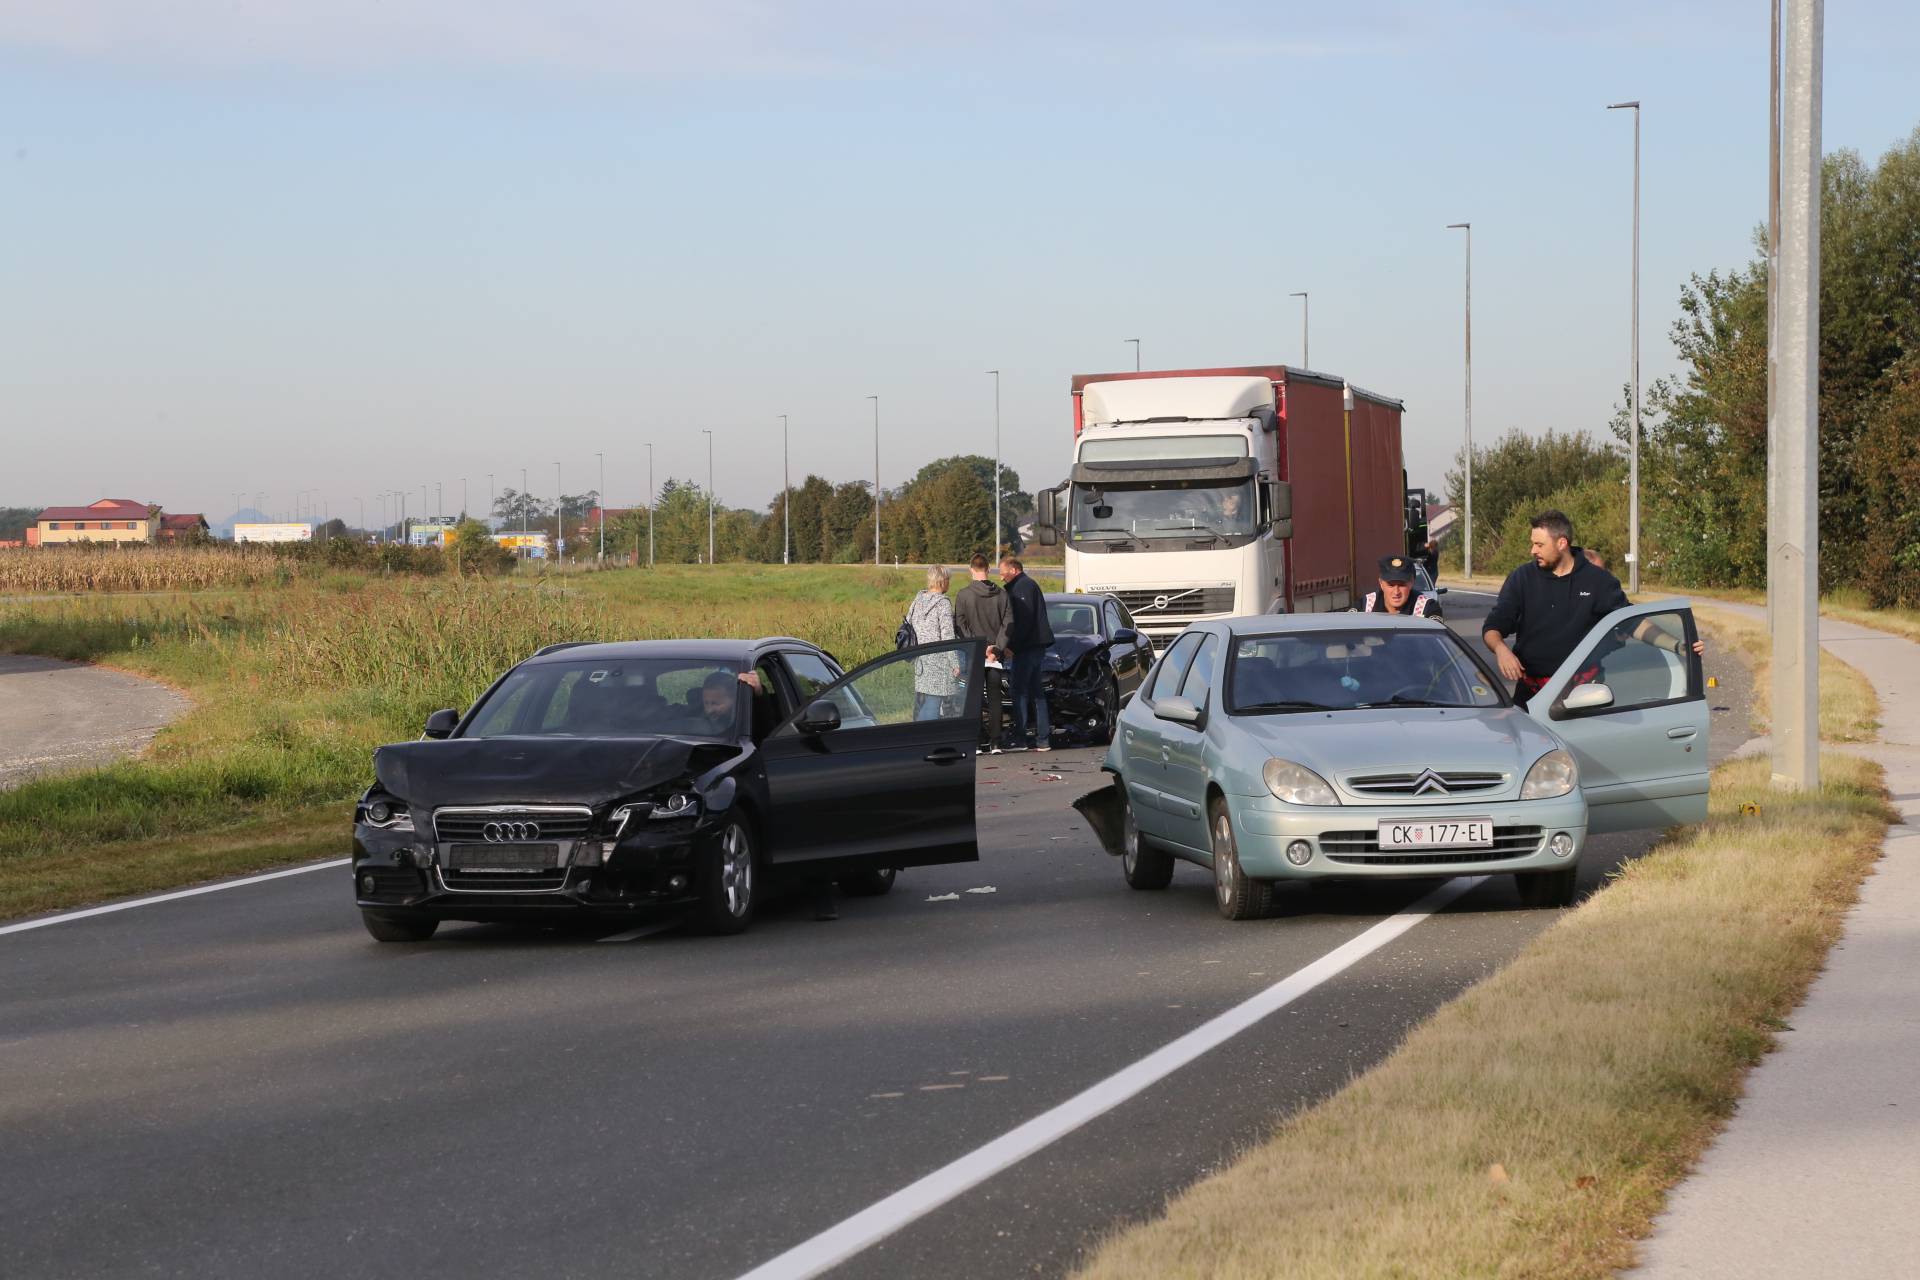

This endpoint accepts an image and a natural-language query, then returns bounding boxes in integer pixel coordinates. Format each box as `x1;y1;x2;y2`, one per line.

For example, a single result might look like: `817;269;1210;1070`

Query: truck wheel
1515;865;1579;909
1209;798;1271;921
1120;786;1173;890
696;817;758;934
361;910;438;943
840;867;897;897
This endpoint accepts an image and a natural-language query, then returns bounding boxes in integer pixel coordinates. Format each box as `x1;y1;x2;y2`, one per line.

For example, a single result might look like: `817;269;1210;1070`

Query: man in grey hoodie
953;553;1014;751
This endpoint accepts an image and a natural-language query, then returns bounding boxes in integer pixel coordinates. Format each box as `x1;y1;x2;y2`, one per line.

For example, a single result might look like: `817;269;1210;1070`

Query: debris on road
965;886;997;895
925;892;960;902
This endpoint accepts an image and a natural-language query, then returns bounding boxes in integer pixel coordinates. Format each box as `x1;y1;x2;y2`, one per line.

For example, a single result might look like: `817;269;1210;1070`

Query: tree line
1447;126;1920;607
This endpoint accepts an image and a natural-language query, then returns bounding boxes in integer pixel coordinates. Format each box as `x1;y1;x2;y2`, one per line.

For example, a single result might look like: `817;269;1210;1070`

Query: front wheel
1515;864;1579;909
1210;798;1272;921
361;910;438;943
1093;676;1121;745
1120;785;1173;890
696;817;758;934
839;867;897;897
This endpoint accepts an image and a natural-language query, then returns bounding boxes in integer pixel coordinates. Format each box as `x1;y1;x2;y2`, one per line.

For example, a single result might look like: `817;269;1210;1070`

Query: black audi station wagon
352;635;987;941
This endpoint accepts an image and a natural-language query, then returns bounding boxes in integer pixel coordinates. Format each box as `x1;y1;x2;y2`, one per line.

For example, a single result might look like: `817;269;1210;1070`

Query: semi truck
1031;365;1408;648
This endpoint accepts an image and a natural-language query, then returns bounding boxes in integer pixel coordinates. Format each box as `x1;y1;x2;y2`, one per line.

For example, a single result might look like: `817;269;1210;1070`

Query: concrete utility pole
645;443;655;569
702;429;715;564
1447;223;1474;578
1289;292;1309;368
987;371;1001;556
779;415;791;565
867;396;880;565
1124;338;1140;371
1771;0;1822;791
596;452;605;561
1609;99;1644;593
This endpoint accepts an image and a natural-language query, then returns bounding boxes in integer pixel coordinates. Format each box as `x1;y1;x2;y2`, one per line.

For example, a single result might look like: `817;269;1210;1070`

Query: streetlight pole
460;478;468;522
435;481;443;521
1289;292;1309;368
356;496;364;533
1771;0;1821;791
553;462;562;563
1124;338;1140;371
487;474;495;524
987;371;1001;555
645;443;655;569
866;396;880;565
1609;100;1643;593
1446;223;1474;579
702;429;715;564
596;452;605;561
778;415;790;565
520;467;528;538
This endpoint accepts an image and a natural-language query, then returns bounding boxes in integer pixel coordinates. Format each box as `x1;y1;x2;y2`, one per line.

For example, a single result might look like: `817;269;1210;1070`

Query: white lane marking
733;875;1483;1280
598;920;679;943
0;858;351;938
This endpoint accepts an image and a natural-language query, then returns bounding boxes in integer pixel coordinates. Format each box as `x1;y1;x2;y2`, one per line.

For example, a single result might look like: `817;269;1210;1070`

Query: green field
0;565;986;919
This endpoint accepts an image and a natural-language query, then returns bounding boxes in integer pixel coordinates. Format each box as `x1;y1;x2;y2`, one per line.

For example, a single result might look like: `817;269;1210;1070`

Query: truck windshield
1068;479;1255;543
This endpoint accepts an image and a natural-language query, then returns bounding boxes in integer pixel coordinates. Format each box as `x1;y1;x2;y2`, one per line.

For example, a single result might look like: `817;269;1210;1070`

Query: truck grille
432;806;594;843
1319;825;1544;864
1344;770;1507;799
1110;587;1236;621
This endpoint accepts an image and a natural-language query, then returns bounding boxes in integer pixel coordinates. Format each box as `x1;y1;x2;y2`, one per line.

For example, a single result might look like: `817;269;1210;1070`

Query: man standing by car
1357;554;1443;618
1000;555;1055;752
1484;510;1700;707
954;553;1013;752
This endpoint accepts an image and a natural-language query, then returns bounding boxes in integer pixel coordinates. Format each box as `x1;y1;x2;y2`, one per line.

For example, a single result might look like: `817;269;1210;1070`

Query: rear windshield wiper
1234;699;1338;713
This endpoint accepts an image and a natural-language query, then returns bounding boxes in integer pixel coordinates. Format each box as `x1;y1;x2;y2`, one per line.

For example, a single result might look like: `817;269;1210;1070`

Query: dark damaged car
1029;593;1155;745
352;635;987;941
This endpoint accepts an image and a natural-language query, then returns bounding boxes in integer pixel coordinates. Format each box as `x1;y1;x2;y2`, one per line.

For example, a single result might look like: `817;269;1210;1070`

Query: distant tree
0;506;40;541
447;518;514;575
826;480;877;562
1444;429;1624;570
651;479;712;563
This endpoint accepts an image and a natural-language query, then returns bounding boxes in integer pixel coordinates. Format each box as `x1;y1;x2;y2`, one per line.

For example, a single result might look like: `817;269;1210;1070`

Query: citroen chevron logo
1410;770;1450;795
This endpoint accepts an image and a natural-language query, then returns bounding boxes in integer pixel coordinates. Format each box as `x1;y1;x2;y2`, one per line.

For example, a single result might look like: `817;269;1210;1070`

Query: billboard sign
494;532;549;559
233;523;314;543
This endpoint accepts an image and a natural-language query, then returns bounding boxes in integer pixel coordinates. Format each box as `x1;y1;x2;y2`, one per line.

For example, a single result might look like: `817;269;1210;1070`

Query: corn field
0;546;308;593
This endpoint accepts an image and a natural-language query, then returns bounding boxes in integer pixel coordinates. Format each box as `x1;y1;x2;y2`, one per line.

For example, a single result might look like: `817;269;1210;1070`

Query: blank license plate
1377;819;1494;849
448;843;560;869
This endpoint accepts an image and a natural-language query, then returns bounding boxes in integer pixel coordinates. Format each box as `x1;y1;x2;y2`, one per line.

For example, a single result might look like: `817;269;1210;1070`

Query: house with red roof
158;513;211;541
32;499;162;545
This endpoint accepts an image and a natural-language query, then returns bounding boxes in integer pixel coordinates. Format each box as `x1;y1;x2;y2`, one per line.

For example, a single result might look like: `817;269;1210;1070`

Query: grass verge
1693;605;1879;742
1075;751;1891;1280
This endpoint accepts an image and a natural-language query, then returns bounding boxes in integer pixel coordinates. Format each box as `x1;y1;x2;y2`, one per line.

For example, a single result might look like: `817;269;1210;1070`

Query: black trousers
979;666;1007;746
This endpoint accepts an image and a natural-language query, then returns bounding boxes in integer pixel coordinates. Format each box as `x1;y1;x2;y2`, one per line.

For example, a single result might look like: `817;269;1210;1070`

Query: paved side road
1636;609;1920;1278
0;655;187;789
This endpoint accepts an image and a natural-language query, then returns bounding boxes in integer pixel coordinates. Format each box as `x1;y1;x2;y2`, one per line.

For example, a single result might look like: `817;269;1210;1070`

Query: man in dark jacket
954;554;1013;751
1484;510;1700;706
999;555;1055;752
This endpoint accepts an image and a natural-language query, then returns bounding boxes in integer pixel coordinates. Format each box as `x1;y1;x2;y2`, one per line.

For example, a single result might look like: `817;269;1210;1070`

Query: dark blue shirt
1483;549;1630;679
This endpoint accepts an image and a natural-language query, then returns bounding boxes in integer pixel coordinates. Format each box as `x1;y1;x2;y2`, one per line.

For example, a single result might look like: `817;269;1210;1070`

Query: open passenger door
1531;601;1709;835
758;638;985;873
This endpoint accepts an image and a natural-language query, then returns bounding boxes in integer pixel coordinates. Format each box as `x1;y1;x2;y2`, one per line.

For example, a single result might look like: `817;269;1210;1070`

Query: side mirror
1113;627;1142;646
1267;479;1293;539
1560;683;1615;713
1035;487;1060;547
1153;695;1205;727
423;708;460;739
797;699;843;734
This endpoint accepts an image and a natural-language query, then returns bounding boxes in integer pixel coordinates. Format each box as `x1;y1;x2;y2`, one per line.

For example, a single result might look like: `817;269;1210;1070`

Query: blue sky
4;1;1917;526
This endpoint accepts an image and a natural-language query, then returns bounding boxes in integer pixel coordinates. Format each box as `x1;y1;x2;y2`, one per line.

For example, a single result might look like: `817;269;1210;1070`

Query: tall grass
0;546;305;593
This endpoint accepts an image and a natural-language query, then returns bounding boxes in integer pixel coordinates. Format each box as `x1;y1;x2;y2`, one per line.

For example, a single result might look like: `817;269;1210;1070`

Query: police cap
1377;555;1416;584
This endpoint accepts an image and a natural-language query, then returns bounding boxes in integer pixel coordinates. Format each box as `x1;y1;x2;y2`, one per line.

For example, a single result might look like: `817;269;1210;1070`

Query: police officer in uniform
1357;554;1444;618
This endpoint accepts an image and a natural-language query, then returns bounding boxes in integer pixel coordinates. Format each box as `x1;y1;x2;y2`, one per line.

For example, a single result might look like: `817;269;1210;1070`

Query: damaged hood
1042;634;1111;674
373;736;741;810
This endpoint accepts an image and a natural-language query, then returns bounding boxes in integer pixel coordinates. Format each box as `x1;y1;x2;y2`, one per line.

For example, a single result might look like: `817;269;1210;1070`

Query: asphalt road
0;591;1753;1279
0;654;186;790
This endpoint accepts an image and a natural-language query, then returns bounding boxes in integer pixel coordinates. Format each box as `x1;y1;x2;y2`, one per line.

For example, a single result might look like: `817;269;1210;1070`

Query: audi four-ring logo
482;821;540;842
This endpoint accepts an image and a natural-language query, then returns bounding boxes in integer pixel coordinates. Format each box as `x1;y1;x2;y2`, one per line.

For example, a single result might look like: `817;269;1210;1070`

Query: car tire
1120;786;1173;890
1209;798;1272;921
361;910;438;943
840;867;897;897
696;816;758;934
1515;864;1579;909
1093;675;1121;745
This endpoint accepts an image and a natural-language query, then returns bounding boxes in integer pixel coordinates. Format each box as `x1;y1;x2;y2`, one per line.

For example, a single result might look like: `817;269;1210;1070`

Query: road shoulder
0;654;187;790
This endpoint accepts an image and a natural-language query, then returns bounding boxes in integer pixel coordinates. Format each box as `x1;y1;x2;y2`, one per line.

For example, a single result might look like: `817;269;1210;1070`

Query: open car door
758;638;985;873
1531;600;1709;835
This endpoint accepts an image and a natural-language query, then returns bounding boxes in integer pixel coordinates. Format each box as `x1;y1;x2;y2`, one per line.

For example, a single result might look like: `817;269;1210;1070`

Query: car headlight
1520;749;1578;800
361;799;414;831
1263;759;1339;806
650;792;699;821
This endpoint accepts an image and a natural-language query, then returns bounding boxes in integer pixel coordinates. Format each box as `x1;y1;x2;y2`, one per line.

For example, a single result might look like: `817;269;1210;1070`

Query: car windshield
1226;630;1506;713
1068;478;1255;542
461;657;745;739
1047;601;1101;636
